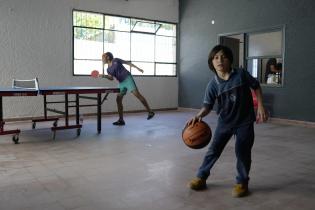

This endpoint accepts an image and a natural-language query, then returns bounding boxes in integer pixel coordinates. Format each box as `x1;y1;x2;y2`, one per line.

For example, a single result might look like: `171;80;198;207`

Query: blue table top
0;86;120;96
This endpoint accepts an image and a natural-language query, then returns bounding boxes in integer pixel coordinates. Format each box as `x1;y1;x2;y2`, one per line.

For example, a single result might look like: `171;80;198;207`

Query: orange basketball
182;121;212;149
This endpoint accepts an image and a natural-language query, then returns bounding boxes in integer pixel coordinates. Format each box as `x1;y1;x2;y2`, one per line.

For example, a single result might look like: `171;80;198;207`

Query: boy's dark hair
208;45;233;72
266;58;277;69
276;62;282;70
105;52;114;61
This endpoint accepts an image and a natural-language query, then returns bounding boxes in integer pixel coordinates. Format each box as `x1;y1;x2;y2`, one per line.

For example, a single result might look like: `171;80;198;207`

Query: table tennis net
12;78;39;90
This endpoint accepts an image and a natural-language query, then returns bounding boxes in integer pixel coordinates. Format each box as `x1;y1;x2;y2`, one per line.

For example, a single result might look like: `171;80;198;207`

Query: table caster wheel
77;128;81;136
12;135;19;144
32;122;36;129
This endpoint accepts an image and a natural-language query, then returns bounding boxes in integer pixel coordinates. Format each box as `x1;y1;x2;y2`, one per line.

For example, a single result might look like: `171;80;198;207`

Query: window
73;10;177;76
219;27;284;86
246;29;283;86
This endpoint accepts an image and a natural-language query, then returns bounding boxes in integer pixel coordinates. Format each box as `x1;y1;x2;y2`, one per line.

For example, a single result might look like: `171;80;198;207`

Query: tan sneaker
232;184;249;197
188;177;207;190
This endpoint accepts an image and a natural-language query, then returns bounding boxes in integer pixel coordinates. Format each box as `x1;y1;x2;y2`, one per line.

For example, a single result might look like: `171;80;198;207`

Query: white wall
0;0;179;119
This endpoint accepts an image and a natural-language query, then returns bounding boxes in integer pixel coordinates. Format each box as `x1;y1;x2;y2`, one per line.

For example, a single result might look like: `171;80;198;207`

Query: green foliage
73;11;103;28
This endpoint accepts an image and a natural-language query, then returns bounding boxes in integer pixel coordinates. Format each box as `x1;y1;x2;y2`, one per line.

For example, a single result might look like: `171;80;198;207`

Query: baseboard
269;117;315;128
177;107;315;128
4;108;315;128
177;107;200;111
3;108;178;123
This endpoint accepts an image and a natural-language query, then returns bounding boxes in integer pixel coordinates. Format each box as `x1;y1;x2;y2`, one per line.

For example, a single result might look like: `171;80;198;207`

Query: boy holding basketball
187;45;268;197
99;52;154;125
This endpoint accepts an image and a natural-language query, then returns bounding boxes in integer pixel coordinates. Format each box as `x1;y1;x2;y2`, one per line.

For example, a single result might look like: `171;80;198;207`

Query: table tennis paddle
91;70;99;78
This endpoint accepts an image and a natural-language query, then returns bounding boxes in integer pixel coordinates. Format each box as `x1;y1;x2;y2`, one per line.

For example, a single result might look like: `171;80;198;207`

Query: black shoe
113;120;125;126
147;112;155;120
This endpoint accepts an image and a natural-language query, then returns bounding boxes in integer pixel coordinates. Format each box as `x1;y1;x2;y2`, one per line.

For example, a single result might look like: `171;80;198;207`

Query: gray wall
0;0;179;119
179;0;315;122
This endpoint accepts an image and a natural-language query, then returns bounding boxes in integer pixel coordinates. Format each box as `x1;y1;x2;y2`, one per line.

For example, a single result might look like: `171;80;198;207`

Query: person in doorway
264;58;277;83
265;58;282;84
99;52;155;126
187;45;268;197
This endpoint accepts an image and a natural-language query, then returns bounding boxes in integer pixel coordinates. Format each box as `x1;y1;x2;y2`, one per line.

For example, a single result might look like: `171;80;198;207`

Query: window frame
72;9;177;77
245;26;285;87
218;25;285;87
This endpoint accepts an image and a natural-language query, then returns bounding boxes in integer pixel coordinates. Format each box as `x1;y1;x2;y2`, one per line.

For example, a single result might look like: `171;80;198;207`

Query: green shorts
119;75;137;95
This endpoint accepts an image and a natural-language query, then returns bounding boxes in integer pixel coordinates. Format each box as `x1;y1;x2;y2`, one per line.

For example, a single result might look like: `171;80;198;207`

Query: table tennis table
0;86;120;144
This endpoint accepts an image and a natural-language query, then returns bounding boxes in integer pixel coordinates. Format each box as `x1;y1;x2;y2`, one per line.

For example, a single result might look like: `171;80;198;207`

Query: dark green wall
179;0;315;122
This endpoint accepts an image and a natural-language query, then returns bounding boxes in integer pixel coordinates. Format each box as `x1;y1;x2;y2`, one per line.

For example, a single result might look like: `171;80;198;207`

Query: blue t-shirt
107;58;131;82
203;68;260;127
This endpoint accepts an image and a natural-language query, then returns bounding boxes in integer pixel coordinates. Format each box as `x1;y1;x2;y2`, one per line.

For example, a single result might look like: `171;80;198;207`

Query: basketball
182;121;212;149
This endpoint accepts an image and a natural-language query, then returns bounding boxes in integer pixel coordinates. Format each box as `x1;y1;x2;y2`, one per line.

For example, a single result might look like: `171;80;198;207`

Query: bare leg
132;89;152;112
116;93;124;121
132;89;155;120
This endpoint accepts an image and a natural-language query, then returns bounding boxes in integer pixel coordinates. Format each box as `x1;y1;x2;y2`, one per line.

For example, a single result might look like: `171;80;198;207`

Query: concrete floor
0;110;315;210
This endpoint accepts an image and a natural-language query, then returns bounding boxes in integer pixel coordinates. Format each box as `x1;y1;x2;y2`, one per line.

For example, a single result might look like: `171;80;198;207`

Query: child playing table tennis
98;52;154;126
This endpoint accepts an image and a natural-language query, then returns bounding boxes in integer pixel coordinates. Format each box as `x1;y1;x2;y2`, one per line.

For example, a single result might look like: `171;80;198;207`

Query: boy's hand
256;106;268;123
187;116;202;126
